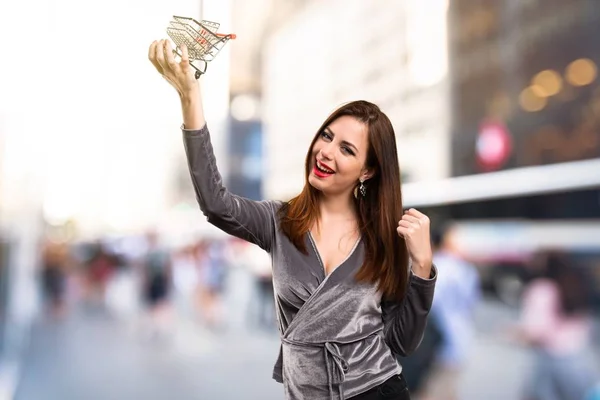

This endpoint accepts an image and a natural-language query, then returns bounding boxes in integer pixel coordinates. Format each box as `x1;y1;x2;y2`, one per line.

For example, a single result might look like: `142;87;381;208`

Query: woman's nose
320;143;334;159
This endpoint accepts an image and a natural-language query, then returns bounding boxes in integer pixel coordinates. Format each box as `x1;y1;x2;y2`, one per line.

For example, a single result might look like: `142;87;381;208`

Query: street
13;269;532;400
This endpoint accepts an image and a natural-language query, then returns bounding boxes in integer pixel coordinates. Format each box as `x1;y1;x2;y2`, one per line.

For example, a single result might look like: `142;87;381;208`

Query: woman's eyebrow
324;127;359;153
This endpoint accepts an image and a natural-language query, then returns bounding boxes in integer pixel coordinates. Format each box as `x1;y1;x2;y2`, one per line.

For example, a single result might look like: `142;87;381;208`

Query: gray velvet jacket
182;124;437;400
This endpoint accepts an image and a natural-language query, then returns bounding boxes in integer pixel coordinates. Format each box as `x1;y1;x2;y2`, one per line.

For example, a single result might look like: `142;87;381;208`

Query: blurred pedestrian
85;241;117;310
418;224;480;400
242;242;276;331
141;231;173;340
198;239;229;329
40;240;70;319
514;251;598;400
171;244;199;319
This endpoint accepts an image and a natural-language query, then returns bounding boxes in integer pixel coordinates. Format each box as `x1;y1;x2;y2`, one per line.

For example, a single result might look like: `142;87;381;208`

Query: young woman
148;40;437;400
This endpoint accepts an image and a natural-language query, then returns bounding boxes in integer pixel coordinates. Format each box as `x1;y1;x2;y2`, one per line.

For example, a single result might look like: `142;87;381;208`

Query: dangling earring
359;179;366;197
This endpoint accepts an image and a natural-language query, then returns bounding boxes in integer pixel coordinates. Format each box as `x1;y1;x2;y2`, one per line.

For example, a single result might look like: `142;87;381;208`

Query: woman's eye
341;146;355;156
321;131;332;140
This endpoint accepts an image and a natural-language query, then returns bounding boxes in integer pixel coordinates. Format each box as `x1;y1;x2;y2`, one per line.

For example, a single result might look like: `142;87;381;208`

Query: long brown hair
279;101;409;301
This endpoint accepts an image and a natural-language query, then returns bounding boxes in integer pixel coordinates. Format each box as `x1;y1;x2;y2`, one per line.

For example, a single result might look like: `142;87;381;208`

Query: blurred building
224;0;308;202
260;0;451;200
0;0;52;389
449;0;600;177
406;0;600;206
403;0;600;304
227;115;263;200
405;0;600;218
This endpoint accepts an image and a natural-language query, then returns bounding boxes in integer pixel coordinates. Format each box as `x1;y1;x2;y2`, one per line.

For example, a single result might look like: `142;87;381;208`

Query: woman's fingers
405;208;428;220
398;220;413;229
397;220;413;238
397;208;433;268
397;208;431;239
165;40;178;71
155;39;168;70
148;40;156;62
148;40;164;74
400;214;420;225
403;208;430;226
149;39;198;93
396;226;411;239
179;43;190;73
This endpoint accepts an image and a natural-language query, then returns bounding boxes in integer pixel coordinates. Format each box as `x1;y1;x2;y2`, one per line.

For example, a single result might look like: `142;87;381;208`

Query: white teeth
316;161;334;174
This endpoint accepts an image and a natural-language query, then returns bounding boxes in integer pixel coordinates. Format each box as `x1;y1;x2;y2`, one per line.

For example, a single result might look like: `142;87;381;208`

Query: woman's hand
148;39;198;98
397;208;433;276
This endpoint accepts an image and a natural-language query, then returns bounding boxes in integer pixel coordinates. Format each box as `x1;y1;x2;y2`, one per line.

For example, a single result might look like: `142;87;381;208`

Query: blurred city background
1;0;600;399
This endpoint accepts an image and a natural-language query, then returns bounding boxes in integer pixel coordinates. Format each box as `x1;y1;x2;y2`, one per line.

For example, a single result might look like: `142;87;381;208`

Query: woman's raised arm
149;40;279;251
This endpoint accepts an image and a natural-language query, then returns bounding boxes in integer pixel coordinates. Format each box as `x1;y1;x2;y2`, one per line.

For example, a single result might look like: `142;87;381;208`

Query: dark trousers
348;374;411;400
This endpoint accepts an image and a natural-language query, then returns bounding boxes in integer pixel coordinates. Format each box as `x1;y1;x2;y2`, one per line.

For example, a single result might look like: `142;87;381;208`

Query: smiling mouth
315;159;335;174
313;159;335;178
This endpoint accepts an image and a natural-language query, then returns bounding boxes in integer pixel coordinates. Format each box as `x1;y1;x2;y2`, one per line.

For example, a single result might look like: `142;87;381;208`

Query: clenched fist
397;208;433;277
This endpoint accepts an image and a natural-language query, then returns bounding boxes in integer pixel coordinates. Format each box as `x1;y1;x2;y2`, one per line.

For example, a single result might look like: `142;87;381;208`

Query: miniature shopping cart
167;16;236;79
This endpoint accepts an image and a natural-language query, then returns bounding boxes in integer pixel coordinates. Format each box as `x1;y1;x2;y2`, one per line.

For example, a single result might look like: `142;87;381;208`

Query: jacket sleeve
182;123;279;252
382;265;437;357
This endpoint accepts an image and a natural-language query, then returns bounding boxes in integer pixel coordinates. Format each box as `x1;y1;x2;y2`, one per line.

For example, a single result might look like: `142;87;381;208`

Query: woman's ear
361;169;375;182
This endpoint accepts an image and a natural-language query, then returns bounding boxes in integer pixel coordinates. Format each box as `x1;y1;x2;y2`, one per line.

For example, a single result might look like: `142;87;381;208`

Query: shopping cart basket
167;16;236;79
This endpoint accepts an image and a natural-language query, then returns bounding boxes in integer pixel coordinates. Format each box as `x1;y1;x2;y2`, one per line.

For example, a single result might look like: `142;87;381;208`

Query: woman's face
308;116;371;197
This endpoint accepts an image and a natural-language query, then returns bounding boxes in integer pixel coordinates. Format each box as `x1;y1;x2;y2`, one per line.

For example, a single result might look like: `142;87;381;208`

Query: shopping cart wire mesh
167;16;236;79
